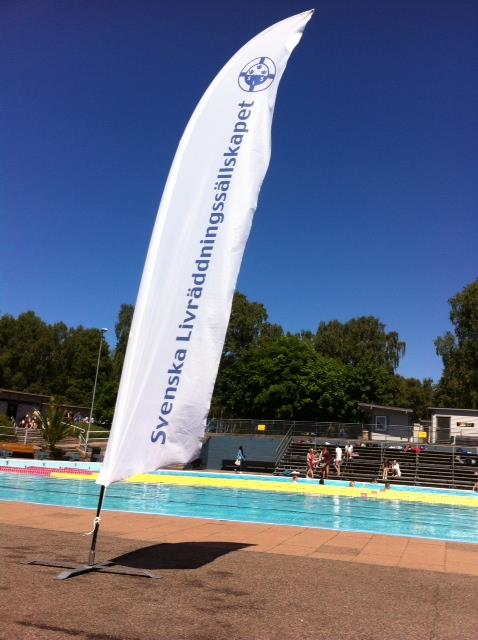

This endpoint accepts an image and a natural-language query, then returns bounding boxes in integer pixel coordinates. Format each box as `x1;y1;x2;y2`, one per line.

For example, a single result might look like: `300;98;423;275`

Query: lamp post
85;327;108;449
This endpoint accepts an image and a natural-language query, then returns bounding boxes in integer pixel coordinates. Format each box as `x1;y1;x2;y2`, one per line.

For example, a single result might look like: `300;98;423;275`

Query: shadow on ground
111;541;252;570
16;621;144;640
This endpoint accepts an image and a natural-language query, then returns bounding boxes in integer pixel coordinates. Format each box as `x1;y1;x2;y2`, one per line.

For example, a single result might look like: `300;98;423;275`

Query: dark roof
0;388;88;412
0;388;51;401
428;407;478;414
358;403;413;415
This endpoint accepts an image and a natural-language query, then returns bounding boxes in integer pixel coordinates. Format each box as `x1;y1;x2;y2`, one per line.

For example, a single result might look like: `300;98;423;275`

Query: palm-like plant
36;403;74;455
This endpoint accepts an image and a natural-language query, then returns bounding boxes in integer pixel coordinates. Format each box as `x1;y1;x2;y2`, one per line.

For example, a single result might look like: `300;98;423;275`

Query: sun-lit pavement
3;502;478;640
2;501;478;575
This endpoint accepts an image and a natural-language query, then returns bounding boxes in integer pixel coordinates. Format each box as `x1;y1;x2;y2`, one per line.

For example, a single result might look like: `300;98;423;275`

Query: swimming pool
1;469;478;543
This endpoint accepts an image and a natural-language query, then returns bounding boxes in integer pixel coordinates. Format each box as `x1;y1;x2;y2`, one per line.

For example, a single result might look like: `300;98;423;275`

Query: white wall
430;410;478;442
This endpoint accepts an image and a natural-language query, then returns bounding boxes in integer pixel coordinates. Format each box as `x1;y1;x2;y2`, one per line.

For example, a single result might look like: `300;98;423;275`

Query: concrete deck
2;501;478;575
3;502;478;639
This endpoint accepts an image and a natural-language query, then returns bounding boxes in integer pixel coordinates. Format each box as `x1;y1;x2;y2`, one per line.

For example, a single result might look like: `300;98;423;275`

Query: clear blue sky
1;1;477;382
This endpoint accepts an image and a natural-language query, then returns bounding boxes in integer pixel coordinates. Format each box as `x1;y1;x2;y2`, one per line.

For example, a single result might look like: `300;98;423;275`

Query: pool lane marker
47;471;478;508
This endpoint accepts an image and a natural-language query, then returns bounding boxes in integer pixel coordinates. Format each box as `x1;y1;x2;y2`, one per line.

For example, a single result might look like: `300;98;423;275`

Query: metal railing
208;419;364;437
79;429;109;453
207;419;414;440
274;423;295;465
207;420;478;447
75;426;87;452
9;421;109;454
0;425;17;442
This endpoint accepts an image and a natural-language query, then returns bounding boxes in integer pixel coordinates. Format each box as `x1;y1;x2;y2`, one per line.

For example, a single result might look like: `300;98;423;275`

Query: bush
36;404;74;451
0;414;15;441
0;414;13;428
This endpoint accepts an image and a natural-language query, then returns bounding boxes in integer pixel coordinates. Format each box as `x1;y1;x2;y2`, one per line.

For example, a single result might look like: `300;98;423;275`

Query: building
0;389;52;421
429;407;478;443
358;403;414;440
0;388;89;423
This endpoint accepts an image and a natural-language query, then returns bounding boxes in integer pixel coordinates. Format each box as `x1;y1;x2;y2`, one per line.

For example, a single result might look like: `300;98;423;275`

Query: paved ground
2;503;478;639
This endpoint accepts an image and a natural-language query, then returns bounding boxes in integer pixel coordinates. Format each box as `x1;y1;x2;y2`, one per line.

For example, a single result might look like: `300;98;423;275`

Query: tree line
0;279;476;425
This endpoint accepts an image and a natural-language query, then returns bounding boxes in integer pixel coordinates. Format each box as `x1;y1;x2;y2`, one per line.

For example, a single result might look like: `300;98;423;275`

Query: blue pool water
1;471;478;543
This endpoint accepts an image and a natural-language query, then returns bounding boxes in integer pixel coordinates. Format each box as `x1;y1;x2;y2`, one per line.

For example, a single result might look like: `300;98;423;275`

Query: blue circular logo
238;57;276;92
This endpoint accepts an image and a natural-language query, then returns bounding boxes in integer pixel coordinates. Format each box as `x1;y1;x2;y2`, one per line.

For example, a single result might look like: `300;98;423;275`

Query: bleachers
13;428;46;448
6;428;89;460
276;441;382;482
275;439;478;490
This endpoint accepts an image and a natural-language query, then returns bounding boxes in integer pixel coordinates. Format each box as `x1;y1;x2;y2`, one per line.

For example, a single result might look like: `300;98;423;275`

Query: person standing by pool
334;445;343;477
306;448;316;479
319;446;334;480
235;446;246;473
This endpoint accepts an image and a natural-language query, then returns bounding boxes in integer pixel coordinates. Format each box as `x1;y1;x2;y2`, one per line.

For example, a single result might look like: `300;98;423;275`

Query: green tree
0;311;69;394
61;327;111;406
212;292;284;416
395;376;435;420
215;336;317;418
435;279;478;408
0;312;112;408
222;292;269;360
314;316;406;372
113;304;134;381
298;355;351;421
215;335;377;421
214;333;402;422
94;380;119;426
91;304;136;427
347;362;400;421
0;313;18;389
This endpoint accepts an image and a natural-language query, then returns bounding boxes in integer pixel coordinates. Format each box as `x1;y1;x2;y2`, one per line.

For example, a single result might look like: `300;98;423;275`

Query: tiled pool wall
0;459;102;472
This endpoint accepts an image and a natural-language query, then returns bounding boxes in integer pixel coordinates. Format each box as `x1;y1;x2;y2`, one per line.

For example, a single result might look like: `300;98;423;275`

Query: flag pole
87;483;106;566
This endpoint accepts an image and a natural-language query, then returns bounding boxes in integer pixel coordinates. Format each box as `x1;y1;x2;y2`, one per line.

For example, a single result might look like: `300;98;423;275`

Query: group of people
382;459;401;480
70;413;94;424
19;410;91;429
306;443;354;482
455;454;477;466
19;410;41;430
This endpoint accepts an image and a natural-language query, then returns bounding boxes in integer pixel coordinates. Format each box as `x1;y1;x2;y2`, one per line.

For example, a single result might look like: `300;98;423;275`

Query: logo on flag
238;57;276;92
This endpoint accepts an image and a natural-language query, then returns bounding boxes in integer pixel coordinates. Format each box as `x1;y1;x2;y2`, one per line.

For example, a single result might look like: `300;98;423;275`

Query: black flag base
27;486;160;580
27;559;160;580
